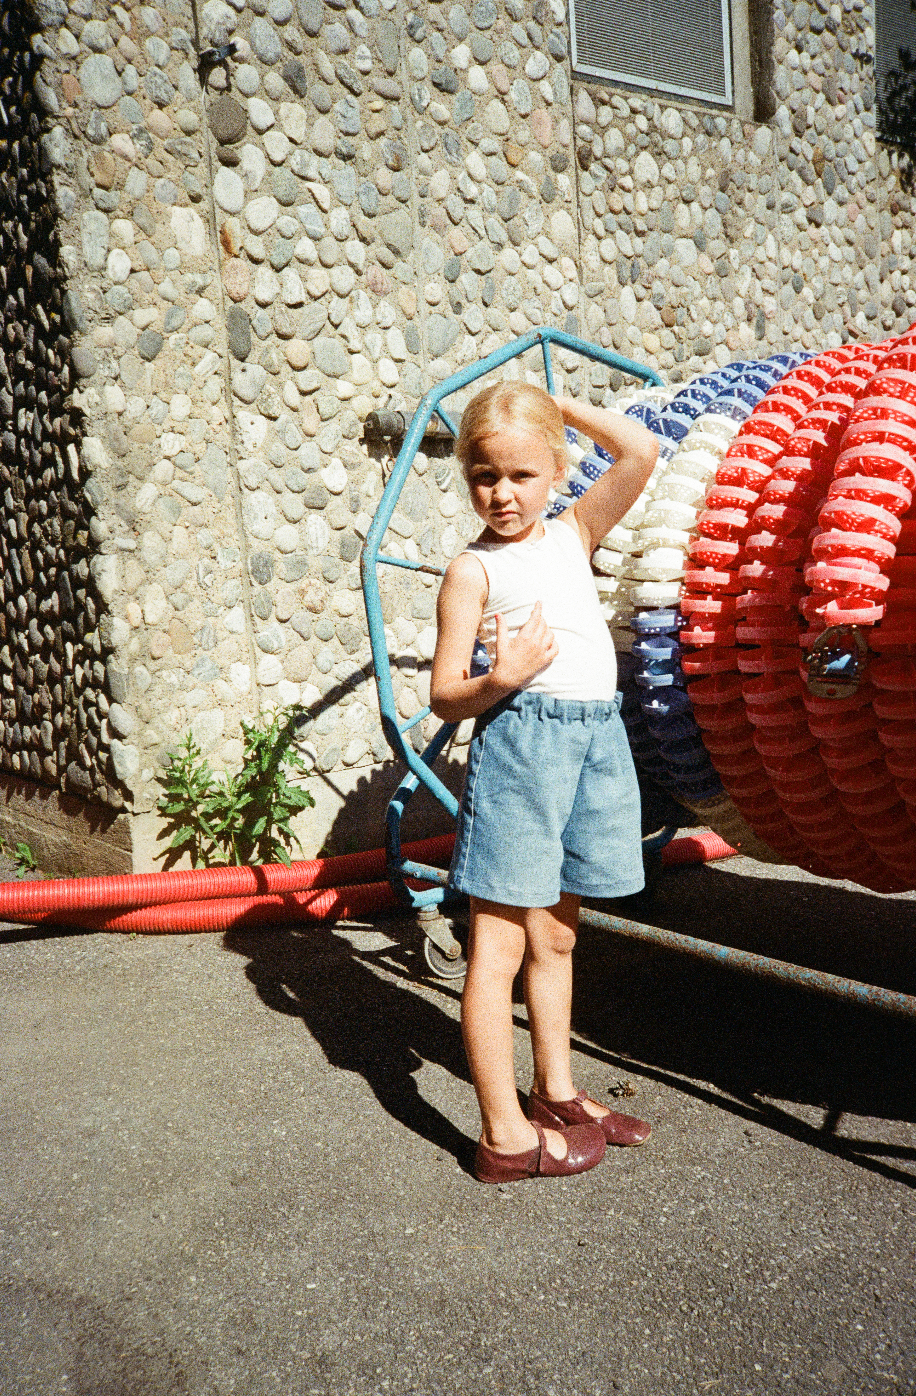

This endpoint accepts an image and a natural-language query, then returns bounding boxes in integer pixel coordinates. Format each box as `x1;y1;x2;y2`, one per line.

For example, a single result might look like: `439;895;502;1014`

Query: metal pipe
364;410;457;441
578;906;916;1020
362;329;666;912
400;859;916;1019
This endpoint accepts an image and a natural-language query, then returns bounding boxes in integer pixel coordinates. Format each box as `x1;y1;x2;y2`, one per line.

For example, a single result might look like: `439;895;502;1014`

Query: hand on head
491;602;558;690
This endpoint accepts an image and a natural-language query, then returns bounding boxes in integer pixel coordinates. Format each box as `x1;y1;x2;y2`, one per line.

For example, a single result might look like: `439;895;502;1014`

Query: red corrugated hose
64;879;406;935
0;830;734;934
0;834;455;927
661;830;737;865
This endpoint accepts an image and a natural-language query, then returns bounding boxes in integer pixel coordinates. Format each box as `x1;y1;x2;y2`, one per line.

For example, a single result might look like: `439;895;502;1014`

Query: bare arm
429;553;558;723
555;396;658;556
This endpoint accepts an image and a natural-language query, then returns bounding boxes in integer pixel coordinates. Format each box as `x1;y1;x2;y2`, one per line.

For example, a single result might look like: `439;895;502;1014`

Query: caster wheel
422;934;467;979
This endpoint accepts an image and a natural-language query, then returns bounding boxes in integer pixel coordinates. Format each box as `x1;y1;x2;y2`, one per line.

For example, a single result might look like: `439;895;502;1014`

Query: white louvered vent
570;0;733;106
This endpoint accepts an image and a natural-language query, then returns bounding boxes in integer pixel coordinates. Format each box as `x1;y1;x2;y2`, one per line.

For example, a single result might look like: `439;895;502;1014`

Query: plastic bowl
688;537;742;569
826;474;913;515
833;441;916;489
817;498;902;541
810;530;895;565
715;460;773;490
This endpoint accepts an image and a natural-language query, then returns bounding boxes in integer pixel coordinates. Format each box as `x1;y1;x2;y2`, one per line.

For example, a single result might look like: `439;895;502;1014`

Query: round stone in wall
208;94;247;145
82;20;112;51
303;515;330;554
248;97;277;133
283;61;308;98
223;258;250;301
137;330;165;361
213;165;245;212
250;17;282;65
107;248;132;283
71;344;98;378
272;169;299;206
285;338;310;369
245;195;279;233
226;305;252;359
235;65;260;97
79;53;122;108
145;69;175;107
298;0;323;36
233;363;267;403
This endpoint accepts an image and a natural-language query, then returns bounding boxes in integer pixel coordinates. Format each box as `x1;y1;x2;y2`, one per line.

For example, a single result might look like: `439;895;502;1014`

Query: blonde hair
455;381;567;478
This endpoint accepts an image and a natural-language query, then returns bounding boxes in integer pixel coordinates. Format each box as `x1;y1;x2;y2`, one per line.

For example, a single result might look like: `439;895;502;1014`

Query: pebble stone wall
0;4;126;837
9;0;916;871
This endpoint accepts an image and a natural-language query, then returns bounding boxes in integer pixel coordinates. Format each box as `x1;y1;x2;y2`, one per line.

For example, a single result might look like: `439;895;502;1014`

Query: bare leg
524;893;624;1125
461;897;568;1159
523;892;580;1102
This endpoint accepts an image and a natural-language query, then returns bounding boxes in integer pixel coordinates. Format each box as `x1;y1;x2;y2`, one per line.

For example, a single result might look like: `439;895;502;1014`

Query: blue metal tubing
642;824;679;856
397;859;916;1020
385;721;459;909
577;907;916;1021
361;329;663;907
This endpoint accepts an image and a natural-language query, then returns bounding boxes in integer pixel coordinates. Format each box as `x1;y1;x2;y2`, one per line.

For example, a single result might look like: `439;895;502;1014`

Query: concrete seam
188;0;264;719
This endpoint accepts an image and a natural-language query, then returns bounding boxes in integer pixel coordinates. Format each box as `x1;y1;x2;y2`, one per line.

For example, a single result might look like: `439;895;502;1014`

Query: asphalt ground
0;850;914;1396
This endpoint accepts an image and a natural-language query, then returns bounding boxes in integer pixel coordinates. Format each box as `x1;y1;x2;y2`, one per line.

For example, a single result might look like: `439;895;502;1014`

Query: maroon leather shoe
474;1120;606;1183
528;1088;651;1147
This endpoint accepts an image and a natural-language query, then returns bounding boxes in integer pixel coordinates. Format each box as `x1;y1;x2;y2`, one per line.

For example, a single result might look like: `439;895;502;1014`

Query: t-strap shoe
528;1088;651;1147
474;1120;606;1183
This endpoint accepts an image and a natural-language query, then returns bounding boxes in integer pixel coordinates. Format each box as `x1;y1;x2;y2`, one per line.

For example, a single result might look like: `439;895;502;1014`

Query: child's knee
547;923;577;956
468;909;527;977
526;914;577;958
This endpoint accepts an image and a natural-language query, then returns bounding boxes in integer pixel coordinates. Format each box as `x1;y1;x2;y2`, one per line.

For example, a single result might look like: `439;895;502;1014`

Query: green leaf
156;703;316;867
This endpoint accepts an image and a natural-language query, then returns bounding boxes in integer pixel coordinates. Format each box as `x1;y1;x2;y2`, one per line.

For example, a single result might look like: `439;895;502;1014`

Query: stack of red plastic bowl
678;327;916;891
747;345;894;888
681;348;859;869
817;327;916;882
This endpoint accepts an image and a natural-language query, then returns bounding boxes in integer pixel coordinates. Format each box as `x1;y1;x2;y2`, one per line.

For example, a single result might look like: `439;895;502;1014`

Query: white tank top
465;517;618;701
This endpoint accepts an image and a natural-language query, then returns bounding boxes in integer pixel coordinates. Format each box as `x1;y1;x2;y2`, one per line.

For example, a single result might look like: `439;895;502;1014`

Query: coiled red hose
55;879;404;934
0;831;734;934
0;834;455;922
681;323;916;892
661;830;737;865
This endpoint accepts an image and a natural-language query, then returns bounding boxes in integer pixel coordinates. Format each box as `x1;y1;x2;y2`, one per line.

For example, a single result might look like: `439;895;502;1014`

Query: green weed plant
157;706;315;868
0;836;39;879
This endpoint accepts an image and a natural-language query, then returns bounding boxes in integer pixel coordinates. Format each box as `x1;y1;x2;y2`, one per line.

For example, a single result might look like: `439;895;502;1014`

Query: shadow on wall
313;722;466;860
273;642;464;859
878;2;916;192
0;3;123;811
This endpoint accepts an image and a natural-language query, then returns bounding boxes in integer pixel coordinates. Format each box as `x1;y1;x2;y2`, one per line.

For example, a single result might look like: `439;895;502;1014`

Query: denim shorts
449;690;645;908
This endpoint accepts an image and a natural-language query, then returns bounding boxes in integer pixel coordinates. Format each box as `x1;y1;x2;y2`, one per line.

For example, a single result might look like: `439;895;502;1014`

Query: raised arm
555;396;659;556
430;553;558;722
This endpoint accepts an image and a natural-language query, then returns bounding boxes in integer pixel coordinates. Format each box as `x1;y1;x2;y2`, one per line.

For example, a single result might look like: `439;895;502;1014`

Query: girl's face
465;430;566;543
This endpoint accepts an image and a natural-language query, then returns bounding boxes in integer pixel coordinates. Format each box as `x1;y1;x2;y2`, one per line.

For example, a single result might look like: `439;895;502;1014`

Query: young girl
430;381;659;1184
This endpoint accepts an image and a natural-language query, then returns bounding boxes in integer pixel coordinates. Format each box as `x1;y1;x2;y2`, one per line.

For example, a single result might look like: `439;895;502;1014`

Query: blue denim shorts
449;690;644;908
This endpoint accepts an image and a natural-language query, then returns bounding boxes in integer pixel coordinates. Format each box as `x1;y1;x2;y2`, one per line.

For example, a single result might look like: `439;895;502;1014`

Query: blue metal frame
360;328;663;907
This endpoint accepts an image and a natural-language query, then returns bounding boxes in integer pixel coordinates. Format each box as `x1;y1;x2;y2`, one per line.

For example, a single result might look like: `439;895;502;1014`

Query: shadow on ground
224;919;476;1169
580;862;916;1189
224;857;916;1188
